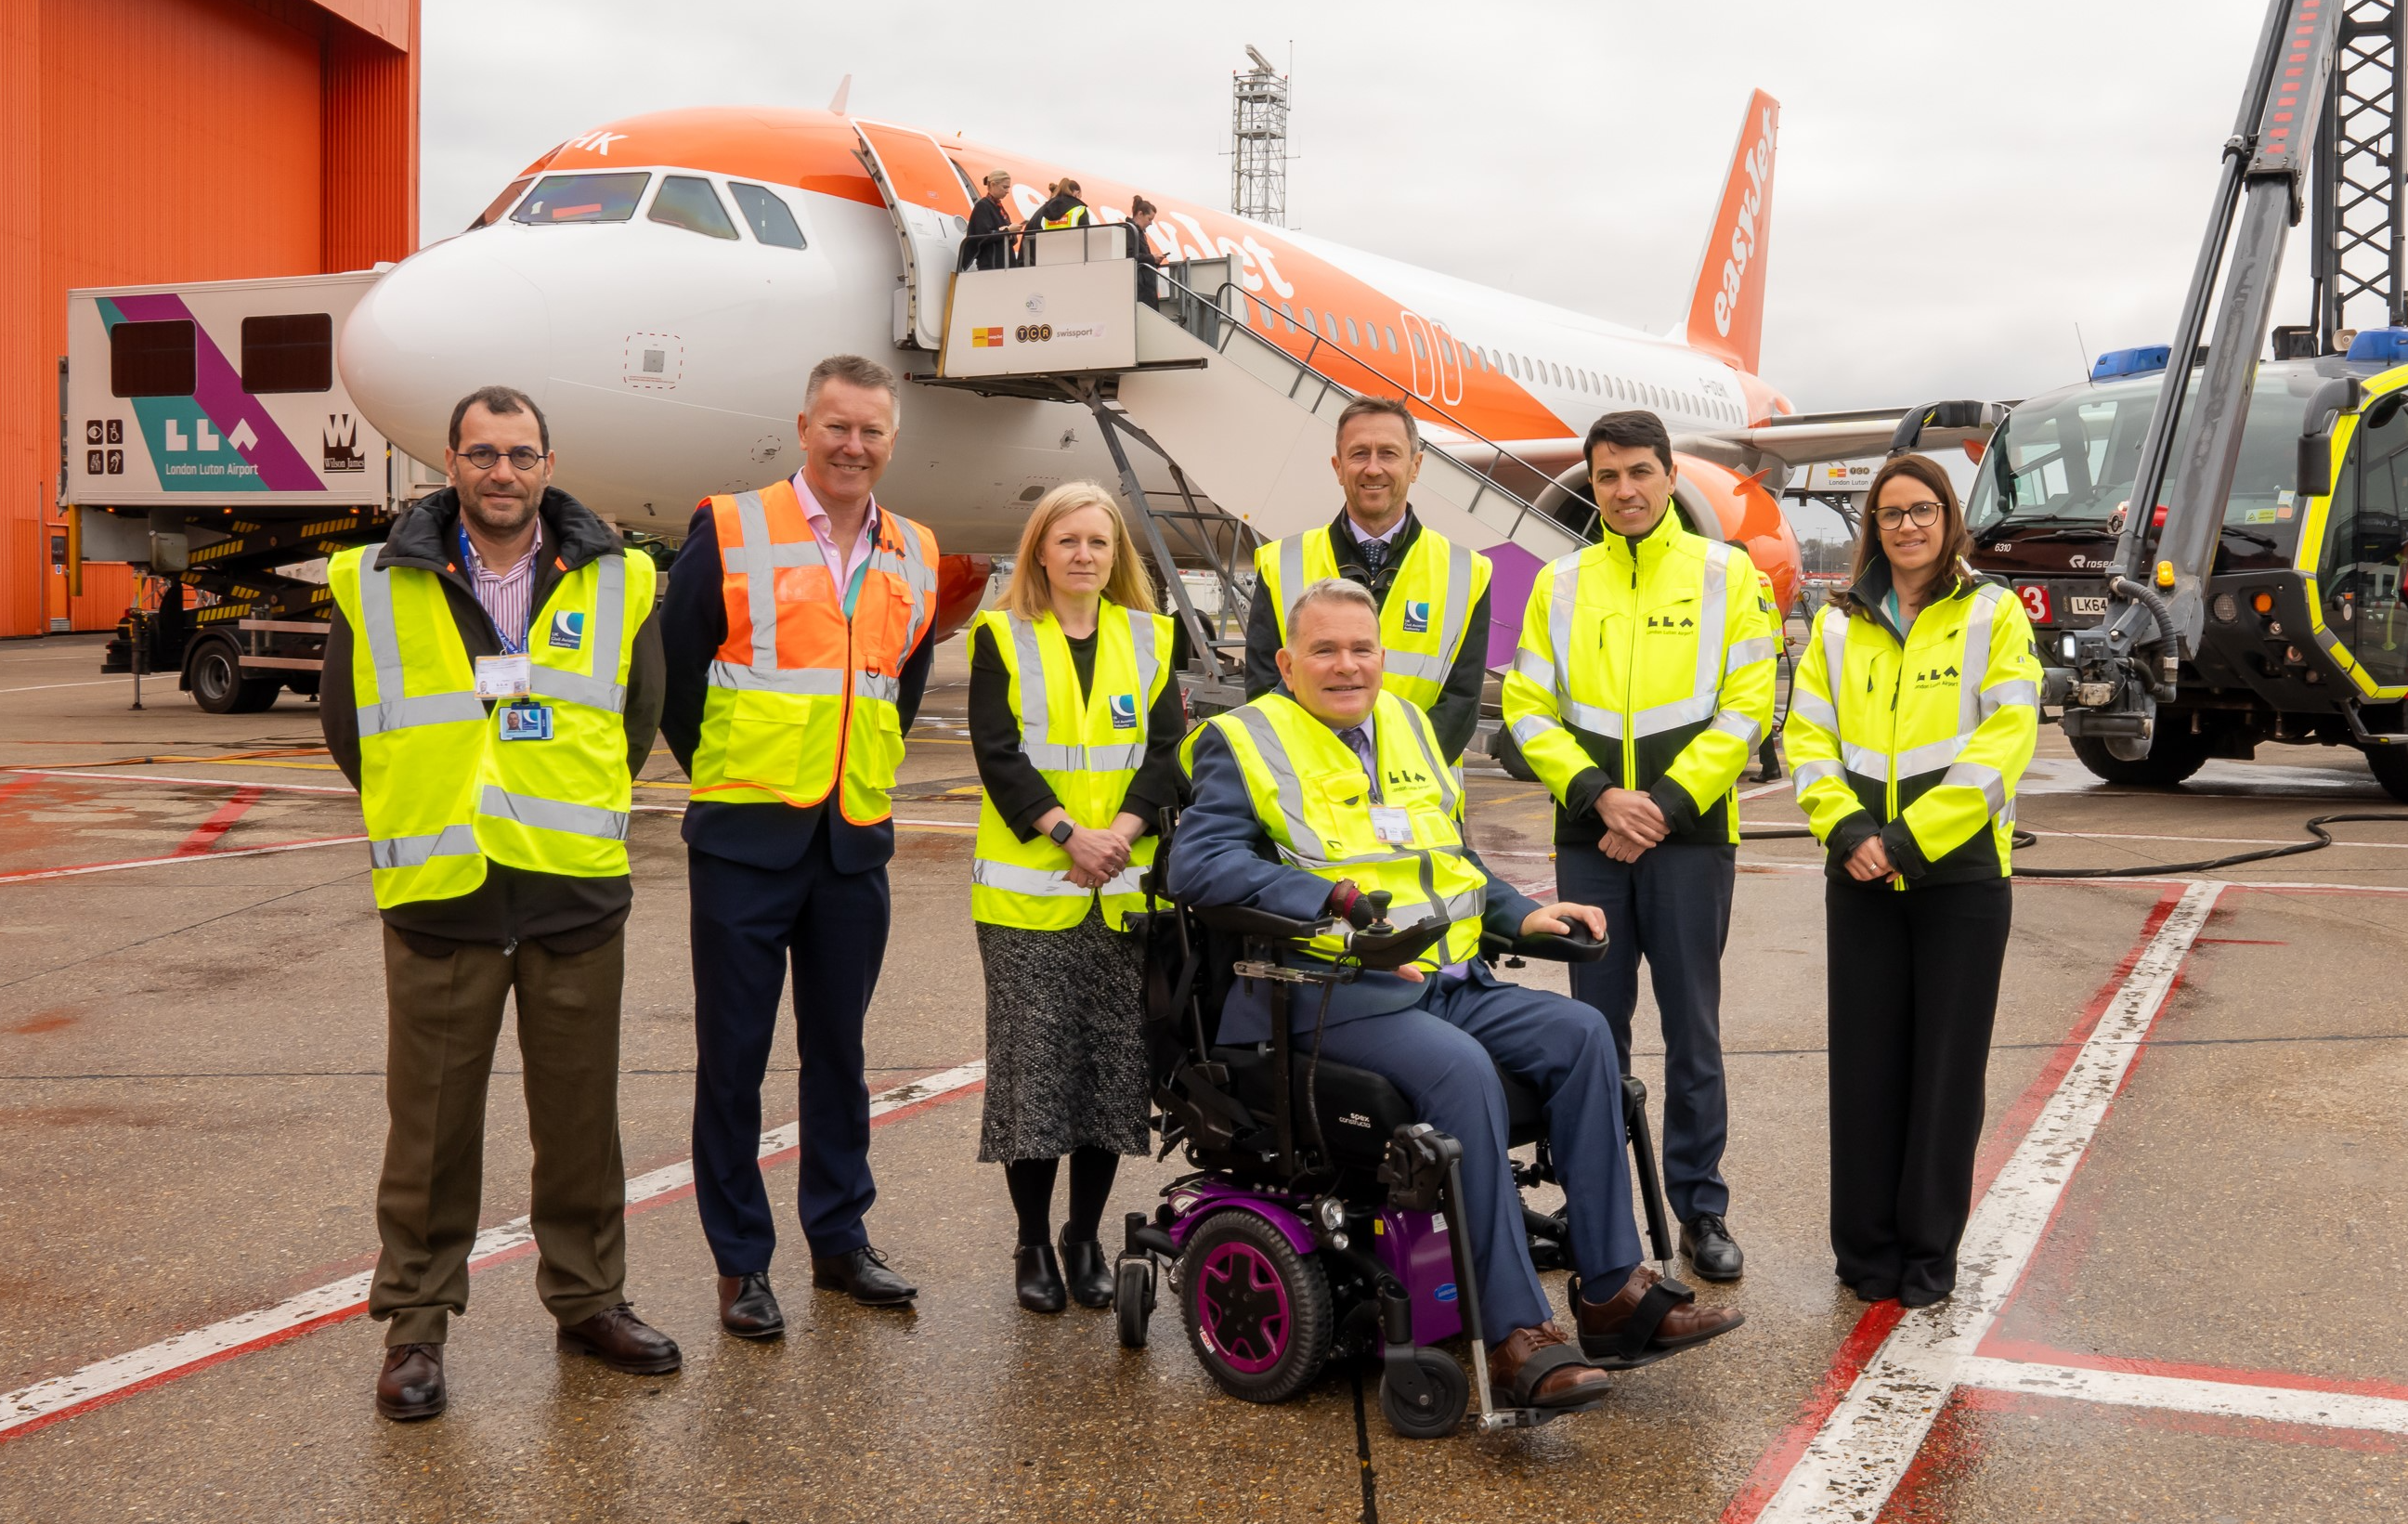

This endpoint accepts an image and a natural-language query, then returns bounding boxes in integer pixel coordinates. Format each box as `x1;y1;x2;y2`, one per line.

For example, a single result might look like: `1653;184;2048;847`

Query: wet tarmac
2;631;2404;1522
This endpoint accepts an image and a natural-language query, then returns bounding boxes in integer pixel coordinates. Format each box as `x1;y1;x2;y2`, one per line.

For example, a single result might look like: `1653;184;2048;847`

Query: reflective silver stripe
1791;757;1842;788
1384;649;1449;683
369;822;480;870
1512;647;1555;686
1012;606;1153;774
1025;741;1146;771
1009;614;1052;759
1957;585;2003;742
1984;678;2039;713
1725;635;1777;673
854;671;901;704
1690;542;1731;710
1630;693;1715;738
707;660;845;695
881;515;938;657
720;540;826;573
529;669;625;711
1842;741;1890;778
1710;709;1762;748
1509;713;1562;748
1399;702;1460;816
358;690;485;737
1942;760;2007;815
1129;606;1163;713
1430;885;1486;923
1789;691;1839;733
477;784;630;841
1277;535;1308;637
354;554;409;707
1228;706;1320;853
971;858;1145;898
1546;553;1580;714
732;491;782;674
1818;607;1849;715
585;550;628;690
1893;734;1966;777
1436;538;1474;667
1564;698;1625;737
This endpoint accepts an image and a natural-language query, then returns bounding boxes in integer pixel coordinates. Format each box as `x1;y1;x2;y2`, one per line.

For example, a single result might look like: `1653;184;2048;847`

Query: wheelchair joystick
1363;889;1394;932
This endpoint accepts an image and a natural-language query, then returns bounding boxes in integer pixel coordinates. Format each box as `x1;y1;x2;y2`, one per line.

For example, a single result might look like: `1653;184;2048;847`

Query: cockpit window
512;173;651;225
649;176;738;240
468;177;532;232
729;182;807;250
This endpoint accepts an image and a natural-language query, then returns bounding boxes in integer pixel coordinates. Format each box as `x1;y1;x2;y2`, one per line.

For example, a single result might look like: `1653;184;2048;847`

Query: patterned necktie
1358;536;1385;574
1338;725;1379;802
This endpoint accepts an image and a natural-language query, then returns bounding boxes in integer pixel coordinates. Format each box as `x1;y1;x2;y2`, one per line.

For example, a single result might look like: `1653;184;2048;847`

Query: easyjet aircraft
342;91;1925;628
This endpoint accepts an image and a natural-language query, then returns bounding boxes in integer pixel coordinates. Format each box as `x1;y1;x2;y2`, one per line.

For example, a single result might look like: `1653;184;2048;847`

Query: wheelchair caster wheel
1115;1257;1156;1349
1379;1348;1468;1439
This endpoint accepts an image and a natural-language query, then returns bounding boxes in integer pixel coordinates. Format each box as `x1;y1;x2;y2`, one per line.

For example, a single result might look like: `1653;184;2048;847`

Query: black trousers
1825;875;2012;1303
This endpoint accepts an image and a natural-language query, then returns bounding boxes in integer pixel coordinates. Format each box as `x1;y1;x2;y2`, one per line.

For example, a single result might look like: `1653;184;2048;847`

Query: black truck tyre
186;635;280;714
2068;727;2209;788
2363;743;2408;803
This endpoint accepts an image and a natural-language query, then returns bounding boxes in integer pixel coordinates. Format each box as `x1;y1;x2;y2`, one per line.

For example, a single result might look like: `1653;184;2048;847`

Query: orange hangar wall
0;0;418;638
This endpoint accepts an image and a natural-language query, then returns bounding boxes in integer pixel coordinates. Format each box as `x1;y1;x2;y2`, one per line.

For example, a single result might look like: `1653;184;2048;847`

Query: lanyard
460;522;529;655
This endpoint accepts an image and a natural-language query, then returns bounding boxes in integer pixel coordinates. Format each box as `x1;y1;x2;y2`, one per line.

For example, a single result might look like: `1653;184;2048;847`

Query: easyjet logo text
1712;107;1776;339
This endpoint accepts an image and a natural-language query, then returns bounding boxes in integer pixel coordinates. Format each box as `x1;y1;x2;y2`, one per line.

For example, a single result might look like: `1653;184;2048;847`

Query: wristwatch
1048;819;1076;846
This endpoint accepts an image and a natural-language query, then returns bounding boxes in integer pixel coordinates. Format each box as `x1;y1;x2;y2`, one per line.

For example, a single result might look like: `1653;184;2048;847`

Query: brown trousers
370;924;629;1346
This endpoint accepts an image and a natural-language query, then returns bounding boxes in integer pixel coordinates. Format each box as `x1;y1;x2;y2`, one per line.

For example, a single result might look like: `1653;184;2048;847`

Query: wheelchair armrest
1479;928;1610;964
1345;916;1452;970
1192;904;1452;970
1191;903;1328;940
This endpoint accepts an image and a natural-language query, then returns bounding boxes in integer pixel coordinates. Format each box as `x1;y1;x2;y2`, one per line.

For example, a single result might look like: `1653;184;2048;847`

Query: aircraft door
1399;311;1438;403
1427;318;1464;407
852;122;976;350
2317;393;2408;694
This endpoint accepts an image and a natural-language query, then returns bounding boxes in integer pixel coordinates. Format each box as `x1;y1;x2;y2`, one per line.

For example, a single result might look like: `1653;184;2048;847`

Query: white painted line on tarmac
0;835;369;884
1737;778;1795;801
0;1061;986;1442
0;680;123;695
1754;880;2222;1522
1955;1356;2408;1436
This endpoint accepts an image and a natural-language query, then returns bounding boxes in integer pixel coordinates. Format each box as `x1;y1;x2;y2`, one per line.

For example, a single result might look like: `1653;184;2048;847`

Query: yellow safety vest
1254;520;1492;724
685;482;938;822
1786;580;2041;885
329;540;657;909
970;602;1175;931
1180;690;1487;971
1040;203;1092;230
1502;510;1777;842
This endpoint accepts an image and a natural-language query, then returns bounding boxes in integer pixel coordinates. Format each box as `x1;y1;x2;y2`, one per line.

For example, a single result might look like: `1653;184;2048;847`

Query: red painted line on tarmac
1718;886;2185;1524
1973;1335;2408;1406
172;788;261;855
0;834;365;884
0;774;46;806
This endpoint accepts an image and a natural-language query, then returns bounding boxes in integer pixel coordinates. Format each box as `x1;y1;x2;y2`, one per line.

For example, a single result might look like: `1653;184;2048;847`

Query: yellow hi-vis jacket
1254;518;1493;721
1040;204;1091;229
970;602;1175;931
329;541;657;909
1502;510;1778;844
685;482;938;823
1178;690;1487;972
1786;576;2041;886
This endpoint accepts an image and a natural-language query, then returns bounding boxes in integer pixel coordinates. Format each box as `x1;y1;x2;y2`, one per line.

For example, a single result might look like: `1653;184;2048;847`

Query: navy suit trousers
1556;839;1736;1222
1315;970;1642;1338
689;829;890;1272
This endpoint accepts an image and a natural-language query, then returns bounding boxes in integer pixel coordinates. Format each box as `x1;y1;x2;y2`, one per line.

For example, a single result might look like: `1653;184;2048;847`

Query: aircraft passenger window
1344;317;1360;346
1299;306;1316;333
1324;314;1341;344
240;313;332;393
729;182;807;249
468;177;532;232
650;176;739;240
1384;325;1398;353
513;172;651;224
1411;330;1427;361
110;319;194;397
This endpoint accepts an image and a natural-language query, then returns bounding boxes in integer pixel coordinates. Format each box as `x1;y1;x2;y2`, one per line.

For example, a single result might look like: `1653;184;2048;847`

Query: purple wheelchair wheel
1177;1210;1333;1403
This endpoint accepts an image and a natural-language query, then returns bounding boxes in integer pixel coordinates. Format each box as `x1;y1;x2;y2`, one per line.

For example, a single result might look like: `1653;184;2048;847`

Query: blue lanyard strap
459;522;529;654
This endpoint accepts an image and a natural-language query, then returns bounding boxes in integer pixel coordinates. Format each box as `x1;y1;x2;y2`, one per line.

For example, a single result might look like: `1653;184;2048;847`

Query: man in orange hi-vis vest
662;355;940;1336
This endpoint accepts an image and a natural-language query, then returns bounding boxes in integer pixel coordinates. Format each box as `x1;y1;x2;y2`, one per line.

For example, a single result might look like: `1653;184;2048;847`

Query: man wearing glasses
322;385;675;1421
1502;410;1777;1294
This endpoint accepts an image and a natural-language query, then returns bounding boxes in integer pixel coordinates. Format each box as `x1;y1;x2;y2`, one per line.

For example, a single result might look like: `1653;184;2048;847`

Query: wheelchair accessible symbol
1400;600;1432;633
1109;694;1138;729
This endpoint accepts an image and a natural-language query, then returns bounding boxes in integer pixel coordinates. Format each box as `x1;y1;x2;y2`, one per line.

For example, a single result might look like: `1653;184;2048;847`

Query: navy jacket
659;504;938;876
1166;717;1538;1044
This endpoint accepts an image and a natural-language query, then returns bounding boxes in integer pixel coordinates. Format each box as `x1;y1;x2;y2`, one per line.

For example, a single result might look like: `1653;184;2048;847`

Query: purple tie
1338;725;1378;801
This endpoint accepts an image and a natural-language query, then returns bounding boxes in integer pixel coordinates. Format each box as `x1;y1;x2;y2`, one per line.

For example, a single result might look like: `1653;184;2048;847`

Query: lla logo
1647;613;1698;631
549;610;586;651
1109;694;1139;730
1400;599;1432;633
1913;663;1960;685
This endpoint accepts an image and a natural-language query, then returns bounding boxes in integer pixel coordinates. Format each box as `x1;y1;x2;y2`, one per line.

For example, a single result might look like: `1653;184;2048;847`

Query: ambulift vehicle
1109;821;1689;1439
2007;0;2408;797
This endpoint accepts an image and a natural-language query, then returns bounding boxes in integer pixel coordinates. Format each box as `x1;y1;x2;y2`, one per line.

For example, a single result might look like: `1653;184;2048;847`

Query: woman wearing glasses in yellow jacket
1785;453;2040;1309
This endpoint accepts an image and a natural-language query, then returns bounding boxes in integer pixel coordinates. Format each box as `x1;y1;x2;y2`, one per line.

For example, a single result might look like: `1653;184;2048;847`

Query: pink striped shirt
461;518;544;653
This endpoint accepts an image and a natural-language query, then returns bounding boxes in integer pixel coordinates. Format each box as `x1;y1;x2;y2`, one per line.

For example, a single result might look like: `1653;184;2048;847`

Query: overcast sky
422;0;2329;543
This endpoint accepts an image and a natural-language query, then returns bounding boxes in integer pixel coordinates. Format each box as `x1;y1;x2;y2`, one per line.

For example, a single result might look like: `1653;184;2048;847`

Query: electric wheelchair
1111;815;1681;1439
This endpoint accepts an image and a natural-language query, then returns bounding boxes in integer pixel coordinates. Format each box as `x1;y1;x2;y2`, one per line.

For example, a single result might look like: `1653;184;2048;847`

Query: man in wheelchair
1165;578;1743;1413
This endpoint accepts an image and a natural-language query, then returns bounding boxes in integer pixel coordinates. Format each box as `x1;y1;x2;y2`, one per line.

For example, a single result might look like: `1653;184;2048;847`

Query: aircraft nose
341;239;553;467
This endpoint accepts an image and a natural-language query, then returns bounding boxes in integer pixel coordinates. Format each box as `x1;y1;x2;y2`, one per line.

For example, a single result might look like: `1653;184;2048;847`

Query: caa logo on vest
1109;694;1139;730
549;610;586;650
1400;600;1432;633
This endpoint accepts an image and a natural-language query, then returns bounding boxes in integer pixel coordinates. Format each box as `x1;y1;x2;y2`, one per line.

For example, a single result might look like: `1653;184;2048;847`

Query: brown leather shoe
375;1342;446;1421
556;1304;683;1374
1574;1265;1744;1368
1484;1321;1612;1409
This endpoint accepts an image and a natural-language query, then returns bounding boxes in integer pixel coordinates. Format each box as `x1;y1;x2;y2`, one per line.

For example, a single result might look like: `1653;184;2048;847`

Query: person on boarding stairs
1169;579;1743;1413
961;168;1022;272
1029;178;1091;236
966;482;1187;1313
1502;410;1777;1285
321;385;674;1422
1785;452;2039;1308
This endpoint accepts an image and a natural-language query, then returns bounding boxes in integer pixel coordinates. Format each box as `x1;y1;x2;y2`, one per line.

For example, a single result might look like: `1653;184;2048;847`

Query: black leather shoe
1058;1232;1113;1309
812;1244;918;1306
1682;1214;1745;1282
1016;1244;1066;1313
556;1304;683;1374
375;1342;446;1421
717;1272;785;1339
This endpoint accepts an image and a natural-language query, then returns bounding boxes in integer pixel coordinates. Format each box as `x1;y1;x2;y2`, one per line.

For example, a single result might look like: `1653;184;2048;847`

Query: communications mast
1230;45;1291;226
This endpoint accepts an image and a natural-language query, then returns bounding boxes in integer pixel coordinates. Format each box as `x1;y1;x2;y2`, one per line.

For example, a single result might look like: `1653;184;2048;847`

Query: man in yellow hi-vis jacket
1502;410;1777;1284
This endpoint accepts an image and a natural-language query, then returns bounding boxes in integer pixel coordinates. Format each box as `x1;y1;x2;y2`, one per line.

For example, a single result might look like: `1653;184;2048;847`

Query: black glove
1326;879;1377;931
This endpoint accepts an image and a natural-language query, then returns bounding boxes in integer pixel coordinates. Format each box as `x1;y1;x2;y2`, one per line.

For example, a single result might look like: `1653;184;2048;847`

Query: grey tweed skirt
975;906;1152;1163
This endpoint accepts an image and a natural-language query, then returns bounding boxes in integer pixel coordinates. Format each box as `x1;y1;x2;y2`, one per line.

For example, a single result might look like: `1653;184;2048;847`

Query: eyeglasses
1873;501;1944;530
460;445;545;472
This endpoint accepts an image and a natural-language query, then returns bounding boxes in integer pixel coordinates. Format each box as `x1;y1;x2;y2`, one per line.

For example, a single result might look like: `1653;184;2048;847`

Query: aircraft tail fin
1682;89;1780;375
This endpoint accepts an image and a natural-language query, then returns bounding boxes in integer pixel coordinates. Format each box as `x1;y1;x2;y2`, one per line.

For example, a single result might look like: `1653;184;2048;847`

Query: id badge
1369;806;1413;844
475;653;533;699
500;701;553;741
